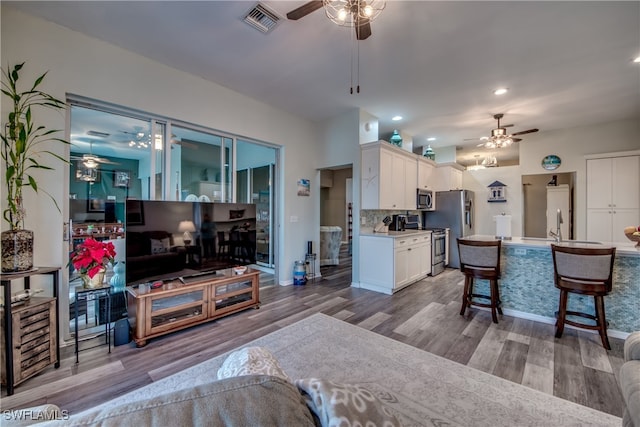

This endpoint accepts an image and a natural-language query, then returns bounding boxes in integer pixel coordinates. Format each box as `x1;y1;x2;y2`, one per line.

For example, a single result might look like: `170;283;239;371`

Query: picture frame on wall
126;199;145;226
87;197;105;213
114;170;130;188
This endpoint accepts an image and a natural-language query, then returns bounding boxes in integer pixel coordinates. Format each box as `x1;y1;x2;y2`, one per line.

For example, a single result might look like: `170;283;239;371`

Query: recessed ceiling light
493;88;509;95
427;137;436;141
392;116;403;121
633;56;640;63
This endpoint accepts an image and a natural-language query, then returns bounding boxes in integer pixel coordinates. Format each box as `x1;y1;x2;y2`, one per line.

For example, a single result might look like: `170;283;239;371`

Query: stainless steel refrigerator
423;190;474;269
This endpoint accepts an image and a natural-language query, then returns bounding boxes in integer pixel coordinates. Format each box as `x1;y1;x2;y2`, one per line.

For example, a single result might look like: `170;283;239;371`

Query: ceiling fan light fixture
493;87;509;95
324;0;386;27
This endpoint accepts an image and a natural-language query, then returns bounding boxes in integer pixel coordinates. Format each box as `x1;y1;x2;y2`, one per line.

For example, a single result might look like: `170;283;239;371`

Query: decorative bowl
624;226;640;246
625;232;640;246
232;266;248;275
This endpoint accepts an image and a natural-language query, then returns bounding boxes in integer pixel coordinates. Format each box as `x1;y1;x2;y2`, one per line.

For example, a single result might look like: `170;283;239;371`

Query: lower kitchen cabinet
358;232;431;295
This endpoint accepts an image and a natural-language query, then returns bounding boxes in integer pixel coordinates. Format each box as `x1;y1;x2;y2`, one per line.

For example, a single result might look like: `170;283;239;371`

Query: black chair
217;231;230;259
457;238;502;323
551;244;616;350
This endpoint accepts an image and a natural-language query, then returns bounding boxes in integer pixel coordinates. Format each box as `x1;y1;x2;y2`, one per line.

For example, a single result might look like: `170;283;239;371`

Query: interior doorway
522;172;575;238
319;165;353;280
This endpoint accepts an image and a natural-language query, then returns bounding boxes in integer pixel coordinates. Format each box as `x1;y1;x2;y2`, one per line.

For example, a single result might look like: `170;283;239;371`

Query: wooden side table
0;267;60;396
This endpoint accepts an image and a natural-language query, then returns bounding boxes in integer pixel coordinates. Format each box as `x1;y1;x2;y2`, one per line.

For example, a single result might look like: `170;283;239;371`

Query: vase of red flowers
70;238;116;289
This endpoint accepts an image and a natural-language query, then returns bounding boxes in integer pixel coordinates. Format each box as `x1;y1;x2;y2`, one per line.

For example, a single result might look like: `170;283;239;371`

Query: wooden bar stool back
551;244;616;350
457;238;502;323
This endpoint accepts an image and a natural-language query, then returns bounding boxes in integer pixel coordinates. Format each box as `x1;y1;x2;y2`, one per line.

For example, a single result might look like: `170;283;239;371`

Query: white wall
1;7;322;295
464;166;523;237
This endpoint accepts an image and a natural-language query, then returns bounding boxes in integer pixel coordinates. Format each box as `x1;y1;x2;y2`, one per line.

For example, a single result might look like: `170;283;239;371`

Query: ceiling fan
472;114;539;149
286;0;384;40
71;142;118;169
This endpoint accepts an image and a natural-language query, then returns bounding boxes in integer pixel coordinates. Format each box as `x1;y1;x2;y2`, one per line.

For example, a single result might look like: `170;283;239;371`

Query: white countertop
465;235;640;256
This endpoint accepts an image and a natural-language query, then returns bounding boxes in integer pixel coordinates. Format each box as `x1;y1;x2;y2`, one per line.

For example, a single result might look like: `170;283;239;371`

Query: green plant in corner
1;62;68;272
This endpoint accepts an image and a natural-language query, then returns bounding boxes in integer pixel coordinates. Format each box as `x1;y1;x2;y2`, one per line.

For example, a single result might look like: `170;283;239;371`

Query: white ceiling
8;1;640;166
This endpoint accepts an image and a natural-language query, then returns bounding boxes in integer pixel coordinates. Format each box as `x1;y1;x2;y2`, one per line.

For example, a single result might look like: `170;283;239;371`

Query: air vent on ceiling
243;3;281;34
87;130;110;138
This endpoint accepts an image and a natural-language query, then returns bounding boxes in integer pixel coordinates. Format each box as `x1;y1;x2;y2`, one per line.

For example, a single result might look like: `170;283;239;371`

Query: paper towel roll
494;215;512;239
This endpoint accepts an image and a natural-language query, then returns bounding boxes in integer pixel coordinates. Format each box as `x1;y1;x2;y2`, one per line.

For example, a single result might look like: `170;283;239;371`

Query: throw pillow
216;347;291;383
150;238;170;254
296;378;401;427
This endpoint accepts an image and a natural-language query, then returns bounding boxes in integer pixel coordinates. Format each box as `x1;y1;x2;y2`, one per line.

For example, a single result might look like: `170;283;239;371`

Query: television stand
126;268;259;347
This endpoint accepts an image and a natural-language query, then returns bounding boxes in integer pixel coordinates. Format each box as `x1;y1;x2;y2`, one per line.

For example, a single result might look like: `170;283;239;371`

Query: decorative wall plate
541;155;561;170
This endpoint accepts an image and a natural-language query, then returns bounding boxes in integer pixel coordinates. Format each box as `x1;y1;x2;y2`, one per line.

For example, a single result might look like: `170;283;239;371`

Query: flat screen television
125;200;256;285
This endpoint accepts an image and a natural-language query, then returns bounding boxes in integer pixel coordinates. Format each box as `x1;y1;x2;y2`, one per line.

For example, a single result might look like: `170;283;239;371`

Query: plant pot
1;229;34;273
81;268;106;289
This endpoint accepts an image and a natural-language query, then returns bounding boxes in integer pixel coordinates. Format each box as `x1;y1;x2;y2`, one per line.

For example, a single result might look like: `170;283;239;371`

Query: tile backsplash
361;210;423;227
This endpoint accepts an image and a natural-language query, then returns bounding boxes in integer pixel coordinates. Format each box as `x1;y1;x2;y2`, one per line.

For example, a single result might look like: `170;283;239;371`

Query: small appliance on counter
404;214;421;230
389;214;407;231
374;216;392;233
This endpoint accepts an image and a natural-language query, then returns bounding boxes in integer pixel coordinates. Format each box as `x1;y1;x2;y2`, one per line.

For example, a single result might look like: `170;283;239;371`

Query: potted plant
1;62;68;272
69;238;116;288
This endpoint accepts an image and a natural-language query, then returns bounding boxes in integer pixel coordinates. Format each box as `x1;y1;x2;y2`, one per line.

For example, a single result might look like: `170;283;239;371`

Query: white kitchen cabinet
361;141;418;210
358;232;432;295
417;157;436;190
586;154;639;242
434;164;464;191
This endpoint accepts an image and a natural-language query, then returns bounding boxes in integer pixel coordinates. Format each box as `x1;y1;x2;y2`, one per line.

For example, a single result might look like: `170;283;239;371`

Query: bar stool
457;238;502;323
551;244;616;350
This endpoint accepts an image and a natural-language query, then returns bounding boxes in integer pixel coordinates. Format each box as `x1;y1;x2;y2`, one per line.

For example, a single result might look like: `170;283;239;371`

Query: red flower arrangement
70;238;116;278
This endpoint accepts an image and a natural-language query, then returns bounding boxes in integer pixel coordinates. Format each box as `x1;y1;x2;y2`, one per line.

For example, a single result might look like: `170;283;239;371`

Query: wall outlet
514;248;527;256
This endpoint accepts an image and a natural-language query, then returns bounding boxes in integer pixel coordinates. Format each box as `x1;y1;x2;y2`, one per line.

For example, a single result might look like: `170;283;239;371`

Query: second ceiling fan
286;0;384;40
476;114;539;149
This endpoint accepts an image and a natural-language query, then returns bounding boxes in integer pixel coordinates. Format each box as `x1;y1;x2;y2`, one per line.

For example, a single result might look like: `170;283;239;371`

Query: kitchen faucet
549;209;563;242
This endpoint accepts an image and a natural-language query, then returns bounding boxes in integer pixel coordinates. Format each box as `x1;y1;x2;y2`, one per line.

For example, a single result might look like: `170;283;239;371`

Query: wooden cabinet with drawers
1;297;58;387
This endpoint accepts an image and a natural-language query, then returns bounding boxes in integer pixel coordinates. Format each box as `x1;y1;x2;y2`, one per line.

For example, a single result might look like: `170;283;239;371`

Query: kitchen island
465;236;639;335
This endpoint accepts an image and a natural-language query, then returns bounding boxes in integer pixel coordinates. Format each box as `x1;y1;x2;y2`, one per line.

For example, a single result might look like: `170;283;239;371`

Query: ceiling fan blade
511;128;539;136
97;158;119;165
512;138;523;143
503;124;514;128
355;17;372;40
286;1;323;20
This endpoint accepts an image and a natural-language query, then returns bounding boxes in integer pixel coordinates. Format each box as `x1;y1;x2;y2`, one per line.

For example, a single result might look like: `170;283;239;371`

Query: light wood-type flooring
1;246;627;419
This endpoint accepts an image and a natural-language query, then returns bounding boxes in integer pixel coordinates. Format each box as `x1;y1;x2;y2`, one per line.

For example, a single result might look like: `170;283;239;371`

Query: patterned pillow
150;237;170;254
216;347;291;383
296;378;401;427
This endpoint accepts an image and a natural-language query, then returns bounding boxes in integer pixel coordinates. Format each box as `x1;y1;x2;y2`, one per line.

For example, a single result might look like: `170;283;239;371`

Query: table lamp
178;220;196;245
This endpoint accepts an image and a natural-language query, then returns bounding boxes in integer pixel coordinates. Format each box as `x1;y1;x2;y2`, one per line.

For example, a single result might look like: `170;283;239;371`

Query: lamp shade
178;220;196;233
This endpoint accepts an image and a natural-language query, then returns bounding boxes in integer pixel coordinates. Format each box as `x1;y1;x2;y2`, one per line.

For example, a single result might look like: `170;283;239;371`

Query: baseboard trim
502;308;631;340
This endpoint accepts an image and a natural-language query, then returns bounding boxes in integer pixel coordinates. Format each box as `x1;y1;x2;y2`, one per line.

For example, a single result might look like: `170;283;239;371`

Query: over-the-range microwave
417;189;434;210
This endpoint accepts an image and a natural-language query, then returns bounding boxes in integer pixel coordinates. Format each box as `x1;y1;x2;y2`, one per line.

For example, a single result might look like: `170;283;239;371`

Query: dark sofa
126;231;186;283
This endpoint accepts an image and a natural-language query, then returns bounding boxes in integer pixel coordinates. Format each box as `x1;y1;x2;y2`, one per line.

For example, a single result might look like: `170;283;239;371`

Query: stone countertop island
461;236;639;335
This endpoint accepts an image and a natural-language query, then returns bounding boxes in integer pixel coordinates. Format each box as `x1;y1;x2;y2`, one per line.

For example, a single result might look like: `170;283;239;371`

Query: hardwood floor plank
493;339;529;383
393;302;444;336
358;312;392;330
583;366;625;416
554;329;589;407
467;323;509;373
578;330;613;373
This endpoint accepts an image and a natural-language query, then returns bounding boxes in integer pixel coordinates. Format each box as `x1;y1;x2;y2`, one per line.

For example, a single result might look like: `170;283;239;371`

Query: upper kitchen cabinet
417;157;436;190
586;153;640;242
361;141;417;210
434;163;464;191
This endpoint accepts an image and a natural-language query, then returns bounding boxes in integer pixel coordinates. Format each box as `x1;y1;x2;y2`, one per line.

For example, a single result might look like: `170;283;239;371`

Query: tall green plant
1;62;68;230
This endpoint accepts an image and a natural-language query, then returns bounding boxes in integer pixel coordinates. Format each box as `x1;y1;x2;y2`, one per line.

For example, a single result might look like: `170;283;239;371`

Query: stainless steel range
424;227;446;276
